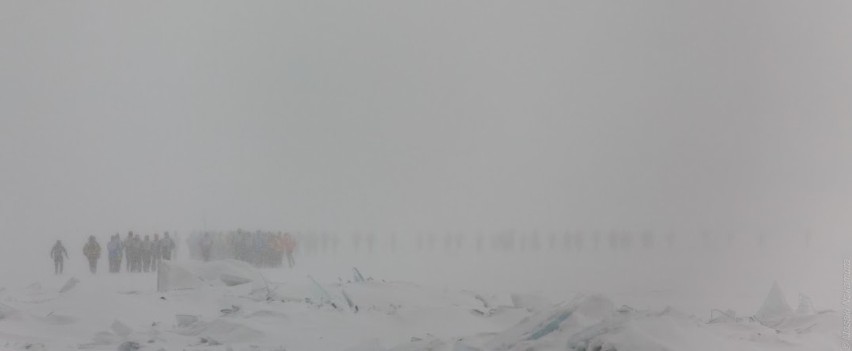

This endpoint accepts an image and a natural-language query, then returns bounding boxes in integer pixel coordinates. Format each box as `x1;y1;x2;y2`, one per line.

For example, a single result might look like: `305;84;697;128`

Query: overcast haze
1;1;851;241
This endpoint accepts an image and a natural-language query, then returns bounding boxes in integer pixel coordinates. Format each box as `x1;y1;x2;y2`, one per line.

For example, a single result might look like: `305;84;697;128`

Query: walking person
107;234;122;273
50;240;69;275
83;236;102;274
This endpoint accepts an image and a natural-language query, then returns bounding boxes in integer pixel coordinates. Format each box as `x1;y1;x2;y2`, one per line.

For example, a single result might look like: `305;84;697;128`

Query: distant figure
141;235;152;272
83;236;101;274
592;232;601;250
641;231;655;249
529;231;540;251
547;233;556;251
609;231;619;250
160;232;175;260
665;231;676;248
172;232;180;260
272;232;285;266
575;232;585;251
123;232;135;272
107;234;123;273
50;240;69;274
619;231;632;250
563;232;572;251
151;234;161;271
128;233;143;272
200;233;213;262
352;232;362;253
365;233;375;253
282;233;297;268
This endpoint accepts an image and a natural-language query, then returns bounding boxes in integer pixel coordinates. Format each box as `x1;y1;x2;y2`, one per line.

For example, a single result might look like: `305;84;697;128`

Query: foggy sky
1;1;851;239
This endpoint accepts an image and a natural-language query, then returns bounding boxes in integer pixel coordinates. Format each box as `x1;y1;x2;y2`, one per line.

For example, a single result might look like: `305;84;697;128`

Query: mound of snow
345;339;385;351
708;309;738;324
509;293;552;312
773;310;841;335
484;292;840;351
110;320;133;337
0;302;21;321
58;277;79;293
175;314;199;327
195;260;265;283
220;273;253;287
35;312;75;325
157;261;204;292
158;259;266;292
387;336;446;351
175;319;264;343
488;294;614;350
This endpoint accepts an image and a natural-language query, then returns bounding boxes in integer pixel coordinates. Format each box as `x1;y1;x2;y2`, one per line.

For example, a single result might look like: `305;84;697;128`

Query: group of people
188;231;297;268
49;232;176;274
108;232;177;273
48;229;300;274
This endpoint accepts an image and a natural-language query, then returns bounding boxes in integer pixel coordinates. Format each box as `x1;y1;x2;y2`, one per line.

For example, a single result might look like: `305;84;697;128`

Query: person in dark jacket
129;233;142;272
50;240;69;274
141;235;153;272
83;235;102;274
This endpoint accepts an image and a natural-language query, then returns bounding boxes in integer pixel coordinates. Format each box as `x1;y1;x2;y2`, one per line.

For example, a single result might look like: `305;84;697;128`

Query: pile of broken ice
443;281;840;351
0;259;842;351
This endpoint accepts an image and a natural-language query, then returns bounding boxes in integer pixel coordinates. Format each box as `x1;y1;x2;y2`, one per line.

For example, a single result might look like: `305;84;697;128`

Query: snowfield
0;234;845;351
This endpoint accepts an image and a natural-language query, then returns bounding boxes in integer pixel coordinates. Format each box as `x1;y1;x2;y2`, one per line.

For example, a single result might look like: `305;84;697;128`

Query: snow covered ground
0;233;846;350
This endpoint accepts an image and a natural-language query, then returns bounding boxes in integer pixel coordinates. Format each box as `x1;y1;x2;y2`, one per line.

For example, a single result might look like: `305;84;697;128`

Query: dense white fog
0;1;850;350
